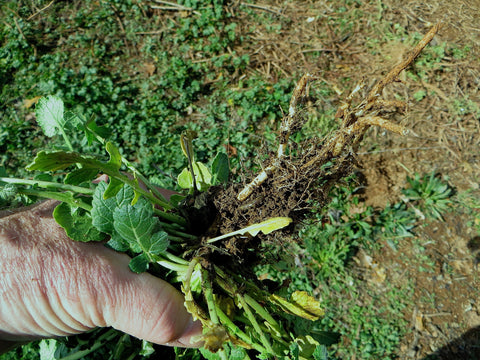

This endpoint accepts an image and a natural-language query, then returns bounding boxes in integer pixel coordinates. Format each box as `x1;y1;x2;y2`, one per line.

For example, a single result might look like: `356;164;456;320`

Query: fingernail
172;318;203;348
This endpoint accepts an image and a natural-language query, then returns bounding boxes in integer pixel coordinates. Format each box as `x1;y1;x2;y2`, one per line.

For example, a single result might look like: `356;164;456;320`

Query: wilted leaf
270;291;324;321
207;217;292;243
23;96;42;109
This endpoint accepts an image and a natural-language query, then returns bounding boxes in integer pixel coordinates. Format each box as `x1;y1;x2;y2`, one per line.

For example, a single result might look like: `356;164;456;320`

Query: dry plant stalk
237;24;441;203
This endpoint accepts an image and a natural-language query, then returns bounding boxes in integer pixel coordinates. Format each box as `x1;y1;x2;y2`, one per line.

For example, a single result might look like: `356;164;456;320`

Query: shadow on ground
422;326;480;360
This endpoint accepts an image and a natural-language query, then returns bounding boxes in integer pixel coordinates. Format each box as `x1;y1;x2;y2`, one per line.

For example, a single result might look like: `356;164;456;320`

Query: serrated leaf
64;168;99;185
211;152;229;185
207;217;292;243
35;95;65;137
91;182;135;234
312;345;329;360
149;231;169;255
106;234;130;252
270;291;324;321
129;253;150;273
64;110;83;131
112;198;168;257
289;342;300;360
53;202;105;242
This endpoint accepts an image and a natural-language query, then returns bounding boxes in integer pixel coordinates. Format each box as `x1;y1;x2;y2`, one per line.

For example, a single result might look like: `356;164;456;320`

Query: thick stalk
153;207;187;227
243;293;282;335
237;294;275;356
201;268;219;325
0;177;94;195
215;306;267;354
19;189;92;211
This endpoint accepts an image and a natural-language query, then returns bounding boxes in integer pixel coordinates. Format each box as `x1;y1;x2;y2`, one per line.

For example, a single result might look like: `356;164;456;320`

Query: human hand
0;200;202;353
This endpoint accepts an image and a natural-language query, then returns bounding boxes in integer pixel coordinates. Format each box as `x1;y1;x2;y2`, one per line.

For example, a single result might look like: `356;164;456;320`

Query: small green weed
402;172;453;221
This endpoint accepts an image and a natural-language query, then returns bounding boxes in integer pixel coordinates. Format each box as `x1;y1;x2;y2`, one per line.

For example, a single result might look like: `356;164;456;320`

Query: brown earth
203;0;479;358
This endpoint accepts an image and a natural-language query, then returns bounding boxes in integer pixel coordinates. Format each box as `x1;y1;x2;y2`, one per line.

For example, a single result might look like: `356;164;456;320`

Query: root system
207;24;441;259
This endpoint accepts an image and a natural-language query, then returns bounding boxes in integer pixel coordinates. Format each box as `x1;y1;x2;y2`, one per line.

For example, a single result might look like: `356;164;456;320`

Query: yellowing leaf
180;130;197;159
23;96;42;109
207;217;292;243
270;291;324;321
242;217;292;236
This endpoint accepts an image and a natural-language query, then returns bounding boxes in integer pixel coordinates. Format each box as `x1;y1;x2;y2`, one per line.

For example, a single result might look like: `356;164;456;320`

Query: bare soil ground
218;0;480;358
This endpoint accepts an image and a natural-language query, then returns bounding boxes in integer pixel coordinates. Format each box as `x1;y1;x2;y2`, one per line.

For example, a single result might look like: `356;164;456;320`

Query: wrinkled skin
0;200;202;353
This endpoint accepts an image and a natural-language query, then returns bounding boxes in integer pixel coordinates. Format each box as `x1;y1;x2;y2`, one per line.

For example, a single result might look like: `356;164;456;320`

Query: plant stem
237;294;275;356
153;207;187;227
156;258;189;273
160;221;197;240
0;177;94;194
163;251;189;265
201;268;219;324
19;189;92;211
243;293;282;334
58;328;118;360
216;305;267;354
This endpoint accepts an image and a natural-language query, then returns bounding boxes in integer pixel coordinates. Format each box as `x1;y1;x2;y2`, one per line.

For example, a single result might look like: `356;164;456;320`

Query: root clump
201;24;441;264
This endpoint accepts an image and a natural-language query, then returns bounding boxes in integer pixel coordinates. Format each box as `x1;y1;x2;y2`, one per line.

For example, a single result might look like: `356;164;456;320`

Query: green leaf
177;162;213;191
64;168;99;185
106;141;122;170
200;342;248;360
289;342;300;360
64;110;83;131
35;95;65;137
211;152;229;185
310;331;341;346
53;202;105;242
312;345;329;360
106;234;130;252
207;217;292;243
129;253;150;273
149;231;169;255
0;184;18;204
112;197;169;256
139;340;155;356
27;146;124;178
104;177;124;199
91;182;135;234
26;151;90;171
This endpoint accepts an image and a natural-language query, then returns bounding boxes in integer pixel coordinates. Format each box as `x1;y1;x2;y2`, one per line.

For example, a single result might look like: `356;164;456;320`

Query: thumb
98;251;203;347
